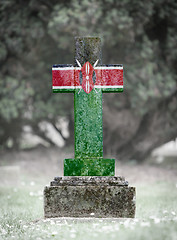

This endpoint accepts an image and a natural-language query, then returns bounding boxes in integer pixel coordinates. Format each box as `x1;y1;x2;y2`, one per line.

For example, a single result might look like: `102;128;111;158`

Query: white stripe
52;67;80;70
53;86;81;89
94;85;123;88
53;85;123;89
94;66;123;70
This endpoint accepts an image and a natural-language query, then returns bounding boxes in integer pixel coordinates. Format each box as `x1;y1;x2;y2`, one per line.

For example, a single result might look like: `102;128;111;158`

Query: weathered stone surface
44;176;136;218
51;176;128;186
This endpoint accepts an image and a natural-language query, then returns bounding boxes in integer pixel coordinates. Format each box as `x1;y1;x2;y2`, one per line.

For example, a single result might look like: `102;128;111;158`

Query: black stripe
100;64;123;67
53;64;74;68
53;64;123;68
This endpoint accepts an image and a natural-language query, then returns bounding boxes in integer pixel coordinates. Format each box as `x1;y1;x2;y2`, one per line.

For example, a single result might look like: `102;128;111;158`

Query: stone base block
44;177;136;218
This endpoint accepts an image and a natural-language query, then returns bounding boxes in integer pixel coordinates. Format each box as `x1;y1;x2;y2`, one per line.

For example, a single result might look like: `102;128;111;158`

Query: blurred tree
0;0;176;161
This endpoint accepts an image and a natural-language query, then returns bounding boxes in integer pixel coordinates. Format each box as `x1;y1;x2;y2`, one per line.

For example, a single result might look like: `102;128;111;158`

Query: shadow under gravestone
44;37;136;218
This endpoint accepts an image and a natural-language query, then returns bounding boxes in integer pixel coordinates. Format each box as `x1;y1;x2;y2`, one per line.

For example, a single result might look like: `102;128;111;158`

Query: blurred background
0;0;177;163
1;3;177;238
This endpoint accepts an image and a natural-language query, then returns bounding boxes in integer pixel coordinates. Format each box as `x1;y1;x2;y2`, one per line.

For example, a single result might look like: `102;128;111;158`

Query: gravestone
44;37;136;218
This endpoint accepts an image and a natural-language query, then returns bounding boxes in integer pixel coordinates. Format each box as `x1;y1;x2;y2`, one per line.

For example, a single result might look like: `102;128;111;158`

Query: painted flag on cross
52;60;123;93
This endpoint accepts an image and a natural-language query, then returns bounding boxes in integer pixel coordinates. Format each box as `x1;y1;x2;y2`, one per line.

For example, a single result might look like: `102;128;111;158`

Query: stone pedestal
44;176;136;218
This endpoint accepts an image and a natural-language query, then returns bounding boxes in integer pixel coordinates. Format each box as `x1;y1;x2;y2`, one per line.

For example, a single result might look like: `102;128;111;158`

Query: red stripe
52;70;74;86
74;69;80;86
95;69;123;86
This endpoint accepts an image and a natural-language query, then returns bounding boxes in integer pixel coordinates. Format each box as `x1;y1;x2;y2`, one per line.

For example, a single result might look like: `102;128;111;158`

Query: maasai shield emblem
81;62;94;94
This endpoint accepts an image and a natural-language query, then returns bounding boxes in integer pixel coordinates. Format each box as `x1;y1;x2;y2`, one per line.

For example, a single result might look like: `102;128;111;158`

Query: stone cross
52;37;123;176
44;37;135;219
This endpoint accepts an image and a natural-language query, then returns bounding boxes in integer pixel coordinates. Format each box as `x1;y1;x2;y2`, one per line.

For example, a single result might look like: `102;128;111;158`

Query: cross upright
52;37;123;176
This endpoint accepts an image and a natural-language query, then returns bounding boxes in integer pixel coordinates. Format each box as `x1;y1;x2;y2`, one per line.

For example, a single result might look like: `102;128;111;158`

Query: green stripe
102;88;123;93
53;88;123;93
53;89;75;93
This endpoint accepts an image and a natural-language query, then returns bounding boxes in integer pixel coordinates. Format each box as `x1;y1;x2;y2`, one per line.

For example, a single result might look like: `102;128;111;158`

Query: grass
0;180;177;240
0;148;177;239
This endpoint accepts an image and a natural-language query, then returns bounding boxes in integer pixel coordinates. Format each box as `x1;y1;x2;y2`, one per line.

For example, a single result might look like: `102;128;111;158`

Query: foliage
0;0;176;159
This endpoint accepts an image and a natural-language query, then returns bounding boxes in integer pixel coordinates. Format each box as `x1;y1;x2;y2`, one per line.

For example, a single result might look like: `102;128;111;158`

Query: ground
0;147;177;240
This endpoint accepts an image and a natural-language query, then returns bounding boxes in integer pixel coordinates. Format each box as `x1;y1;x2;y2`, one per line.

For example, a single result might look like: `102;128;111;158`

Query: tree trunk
103;89;177;161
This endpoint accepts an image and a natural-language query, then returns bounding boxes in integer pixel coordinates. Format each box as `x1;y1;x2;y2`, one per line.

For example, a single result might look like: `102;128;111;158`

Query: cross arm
52;64;81;93
52;63;123;94
94;64;123;93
